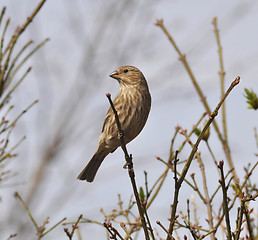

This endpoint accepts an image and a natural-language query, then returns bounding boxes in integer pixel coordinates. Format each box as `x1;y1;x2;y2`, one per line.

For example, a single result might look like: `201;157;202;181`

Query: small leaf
194;123;210;142
194;128;201;137
202;121;210;142
244;88;258;110
139;187;145;203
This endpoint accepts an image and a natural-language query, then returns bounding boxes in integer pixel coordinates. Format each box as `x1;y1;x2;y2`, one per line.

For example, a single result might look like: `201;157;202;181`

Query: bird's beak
109;70;120;80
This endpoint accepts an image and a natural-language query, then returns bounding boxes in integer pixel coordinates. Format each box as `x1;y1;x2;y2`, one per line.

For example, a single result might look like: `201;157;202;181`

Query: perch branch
106;93;150;240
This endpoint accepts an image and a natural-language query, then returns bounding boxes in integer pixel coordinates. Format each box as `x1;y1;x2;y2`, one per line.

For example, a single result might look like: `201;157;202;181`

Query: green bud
194;128;201;137
139;187;145;203
195;124;210;142
244;88;258;110
202;121;210;142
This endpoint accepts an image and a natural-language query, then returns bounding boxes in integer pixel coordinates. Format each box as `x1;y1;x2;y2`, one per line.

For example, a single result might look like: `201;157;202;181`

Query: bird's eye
123;69;128;73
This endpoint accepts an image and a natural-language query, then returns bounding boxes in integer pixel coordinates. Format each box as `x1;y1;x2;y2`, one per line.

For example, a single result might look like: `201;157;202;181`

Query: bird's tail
77;149;109;182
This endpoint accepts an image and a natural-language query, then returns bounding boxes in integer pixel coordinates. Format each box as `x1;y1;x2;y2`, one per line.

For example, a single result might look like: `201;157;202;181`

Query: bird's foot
123;162;128;169
118;130;125;139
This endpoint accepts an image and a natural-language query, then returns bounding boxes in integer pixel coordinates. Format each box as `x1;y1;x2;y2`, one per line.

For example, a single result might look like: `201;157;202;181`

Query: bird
77;66;151;182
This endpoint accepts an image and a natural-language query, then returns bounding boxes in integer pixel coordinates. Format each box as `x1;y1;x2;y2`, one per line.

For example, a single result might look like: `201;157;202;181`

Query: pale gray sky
1;0;258;239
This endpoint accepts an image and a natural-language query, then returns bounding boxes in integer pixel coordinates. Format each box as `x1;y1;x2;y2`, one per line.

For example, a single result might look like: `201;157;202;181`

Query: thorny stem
166;77;240;240
106;93;150;240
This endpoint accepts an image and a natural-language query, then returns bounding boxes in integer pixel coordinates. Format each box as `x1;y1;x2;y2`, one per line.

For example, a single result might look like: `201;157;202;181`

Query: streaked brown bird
77;66;151;182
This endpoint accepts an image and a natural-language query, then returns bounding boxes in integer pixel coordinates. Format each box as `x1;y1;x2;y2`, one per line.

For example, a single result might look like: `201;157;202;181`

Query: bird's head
109;66;146;87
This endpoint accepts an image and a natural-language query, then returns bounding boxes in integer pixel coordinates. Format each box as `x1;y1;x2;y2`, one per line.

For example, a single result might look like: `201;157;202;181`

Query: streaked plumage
77;66;151;182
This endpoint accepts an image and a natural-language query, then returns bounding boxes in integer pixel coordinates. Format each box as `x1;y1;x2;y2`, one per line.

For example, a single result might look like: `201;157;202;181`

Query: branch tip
155;19;163;26
234;76;240;85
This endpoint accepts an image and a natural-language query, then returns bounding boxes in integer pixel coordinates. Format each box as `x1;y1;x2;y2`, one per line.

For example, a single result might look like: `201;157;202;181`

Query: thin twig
254;127;258;148
212;17;227;144
1;99;38;133
70;214;83;239
205;141;220;174
156;221;175;240
214;163;256;232
142;203;156;240
15;191;39;230
147;114;205;210
0;0;47;97
155;19;223;143
120;222;133;240
3;40;34;88
146;168;169;209
199;229;217;239
0;67;32;110
42;217;67;237
234;201;244;240
197;154;215;240
218;161;232;240
173;150;179;185
5;38;49;91
0;7;6;26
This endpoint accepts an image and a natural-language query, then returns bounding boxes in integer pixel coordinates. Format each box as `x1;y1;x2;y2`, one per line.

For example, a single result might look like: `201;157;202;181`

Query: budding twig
156;221;175;240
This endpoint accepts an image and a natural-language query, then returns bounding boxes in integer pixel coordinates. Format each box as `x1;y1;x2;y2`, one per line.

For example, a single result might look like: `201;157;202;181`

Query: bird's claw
123;162;128;169
118;130;125;139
